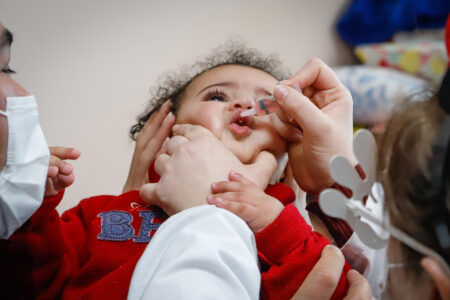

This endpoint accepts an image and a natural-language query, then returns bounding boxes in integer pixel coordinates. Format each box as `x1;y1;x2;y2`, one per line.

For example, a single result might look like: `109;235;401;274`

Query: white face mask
0;95;50;239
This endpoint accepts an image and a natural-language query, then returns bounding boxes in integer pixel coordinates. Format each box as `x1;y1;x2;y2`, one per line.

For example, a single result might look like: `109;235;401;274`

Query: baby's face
176;64;286;163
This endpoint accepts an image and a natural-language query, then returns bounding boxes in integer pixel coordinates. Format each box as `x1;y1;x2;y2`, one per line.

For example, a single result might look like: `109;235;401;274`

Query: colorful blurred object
334;65;432;125
355;39;447;86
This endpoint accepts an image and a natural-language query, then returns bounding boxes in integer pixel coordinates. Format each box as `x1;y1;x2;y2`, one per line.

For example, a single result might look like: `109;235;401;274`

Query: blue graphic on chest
97;210;166;243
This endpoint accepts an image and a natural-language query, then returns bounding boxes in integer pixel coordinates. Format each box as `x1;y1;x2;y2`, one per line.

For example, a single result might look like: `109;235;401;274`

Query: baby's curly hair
129;39;290;140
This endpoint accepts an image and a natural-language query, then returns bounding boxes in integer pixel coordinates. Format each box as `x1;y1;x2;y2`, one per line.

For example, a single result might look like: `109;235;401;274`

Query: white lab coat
128;205;260;300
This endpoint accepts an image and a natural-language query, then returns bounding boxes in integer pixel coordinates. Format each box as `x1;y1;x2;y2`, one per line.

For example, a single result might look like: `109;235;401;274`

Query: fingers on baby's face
175;64;286;163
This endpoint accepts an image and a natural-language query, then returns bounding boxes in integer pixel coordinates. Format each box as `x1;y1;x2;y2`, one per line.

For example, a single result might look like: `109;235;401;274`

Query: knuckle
235;191;245;203
315;269;339;289
236;201;247;216
308;57;323;67
343;91;353;106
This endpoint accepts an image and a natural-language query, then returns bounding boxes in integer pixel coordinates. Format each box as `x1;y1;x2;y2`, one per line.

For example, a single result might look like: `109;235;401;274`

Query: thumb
140;183;160;206
245;151;277;188
344;270;373;300
172;124;214;140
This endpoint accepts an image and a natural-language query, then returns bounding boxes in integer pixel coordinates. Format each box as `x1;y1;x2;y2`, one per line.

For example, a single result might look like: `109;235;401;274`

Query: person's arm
128;205;260;300
256;204;351;300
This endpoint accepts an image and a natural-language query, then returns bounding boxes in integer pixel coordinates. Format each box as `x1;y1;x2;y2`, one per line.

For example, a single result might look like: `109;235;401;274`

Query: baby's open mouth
229;110;254;137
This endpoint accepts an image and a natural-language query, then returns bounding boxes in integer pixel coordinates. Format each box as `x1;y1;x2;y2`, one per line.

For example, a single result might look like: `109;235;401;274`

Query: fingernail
229;171;239;177
163;112;174;124
274;85;288;101
172;124;180;132
207;195;214;203
292;82;302;93
211;182;218;189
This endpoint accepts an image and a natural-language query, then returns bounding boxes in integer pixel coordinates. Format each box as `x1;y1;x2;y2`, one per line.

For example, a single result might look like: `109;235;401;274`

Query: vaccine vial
240;96;280;117
241;83;301;117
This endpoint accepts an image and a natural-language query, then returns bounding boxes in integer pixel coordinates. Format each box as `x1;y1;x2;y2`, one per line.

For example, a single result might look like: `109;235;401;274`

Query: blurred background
0;0;354;212
1;0;448;213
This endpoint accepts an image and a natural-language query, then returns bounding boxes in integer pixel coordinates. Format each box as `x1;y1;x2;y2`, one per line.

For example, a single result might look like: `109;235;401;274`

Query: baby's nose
229;97;254;110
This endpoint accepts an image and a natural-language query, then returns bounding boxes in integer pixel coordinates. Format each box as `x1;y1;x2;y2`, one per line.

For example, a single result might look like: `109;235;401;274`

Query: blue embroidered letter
133;210;165;243
98;211;135;241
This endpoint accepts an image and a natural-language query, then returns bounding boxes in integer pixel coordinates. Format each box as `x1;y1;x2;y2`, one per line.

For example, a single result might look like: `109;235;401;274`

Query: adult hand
291;245;372;300
123;101;175;193
45;146;81;197
140;124;277;216
271;58;356;194
421;257;450;300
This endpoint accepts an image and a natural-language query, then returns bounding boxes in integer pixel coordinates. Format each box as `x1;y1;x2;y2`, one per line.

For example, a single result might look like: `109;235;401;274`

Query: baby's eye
204;88;227;102
208;94;226;102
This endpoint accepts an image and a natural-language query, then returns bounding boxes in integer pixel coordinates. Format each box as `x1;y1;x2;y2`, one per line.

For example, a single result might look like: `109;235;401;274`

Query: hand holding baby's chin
140;124;276;216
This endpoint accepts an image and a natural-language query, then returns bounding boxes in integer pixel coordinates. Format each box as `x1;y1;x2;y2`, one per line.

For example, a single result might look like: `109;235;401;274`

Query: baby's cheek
259;133;287;159
193;114;223;138
258;121;287;153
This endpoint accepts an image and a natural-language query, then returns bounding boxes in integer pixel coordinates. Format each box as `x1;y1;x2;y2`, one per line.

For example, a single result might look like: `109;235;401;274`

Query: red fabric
258;193;351;300
446;14;450;67
148;160;160;183
1;175;350;299
0;190;166;299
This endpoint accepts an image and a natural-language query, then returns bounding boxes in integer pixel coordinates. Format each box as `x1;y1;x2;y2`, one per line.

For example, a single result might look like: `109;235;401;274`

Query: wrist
254;201;284;233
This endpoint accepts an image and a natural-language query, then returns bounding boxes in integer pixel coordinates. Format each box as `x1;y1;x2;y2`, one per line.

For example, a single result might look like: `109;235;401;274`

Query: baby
1;41;355;299
135;42;357;299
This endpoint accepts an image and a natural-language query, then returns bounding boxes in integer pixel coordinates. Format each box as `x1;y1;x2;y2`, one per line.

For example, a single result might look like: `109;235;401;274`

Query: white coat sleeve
127;205;260;300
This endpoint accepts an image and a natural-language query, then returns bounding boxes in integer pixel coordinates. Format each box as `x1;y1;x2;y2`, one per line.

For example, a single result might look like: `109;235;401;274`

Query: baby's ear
268;153;289;185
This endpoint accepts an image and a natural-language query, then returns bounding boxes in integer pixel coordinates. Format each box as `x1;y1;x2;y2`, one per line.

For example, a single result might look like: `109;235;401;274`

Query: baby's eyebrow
197;82;234;96
197;82;271;97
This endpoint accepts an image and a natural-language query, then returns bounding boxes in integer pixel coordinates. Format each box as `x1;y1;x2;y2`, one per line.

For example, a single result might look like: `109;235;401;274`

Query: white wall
0;0;353;213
